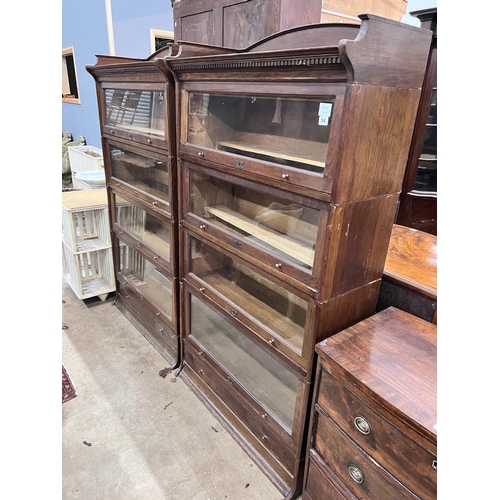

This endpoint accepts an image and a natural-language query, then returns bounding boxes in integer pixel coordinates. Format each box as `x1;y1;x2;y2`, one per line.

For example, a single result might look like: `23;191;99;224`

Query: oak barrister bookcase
162;15;432;499
87;14;432;500
86;50;182;367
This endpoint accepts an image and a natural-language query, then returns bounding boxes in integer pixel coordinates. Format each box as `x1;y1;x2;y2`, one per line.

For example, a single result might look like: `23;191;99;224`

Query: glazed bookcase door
182;285;312;480
102;84;170;150
113;192;174;275
181;162;328;292
104;139;172;218
115;238;178;363
184;233;313;371
179;88;343;196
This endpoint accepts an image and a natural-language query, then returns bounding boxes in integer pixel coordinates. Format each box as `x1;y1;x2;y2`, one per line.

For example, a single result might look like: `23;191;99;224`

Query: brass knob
348;465;364;484
147;139;152;144
275;263;282;269
200;224;206;230
268;338;275;345
262;435;268;441
153;256;158;260
198;151;204;158
199;287;205;292
281;173;289;180
353;415;371;435
152;201;158;206
261;413;267;418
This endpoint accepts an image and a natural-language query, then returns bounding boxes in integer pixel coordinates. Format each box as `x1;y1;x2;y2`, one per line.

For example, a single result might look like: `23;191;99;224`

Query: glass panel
190;294;298;433
190;171;319;270
110;144;170;202
421;125;437;158
116;203;171;262
187;93;335;175
119;242;173;318
428;88;437;125
190;237;307;352
105;89;165;137
415;159;437;192
414;86;437;192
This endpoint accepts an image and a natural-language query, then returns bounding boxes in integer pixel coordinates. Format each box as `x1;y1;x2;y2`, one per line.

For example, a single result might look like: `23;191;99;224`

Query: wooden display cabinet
396;8;438;235
86;50;181;367
173;0;323;49
164;15;432;499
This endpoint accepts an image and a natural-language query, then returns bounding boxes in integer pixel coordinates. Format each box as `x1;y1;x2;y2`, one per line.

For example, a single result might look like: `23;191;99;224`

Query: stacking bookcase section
165;15;432;500
87;48;181;367
62;188;115;301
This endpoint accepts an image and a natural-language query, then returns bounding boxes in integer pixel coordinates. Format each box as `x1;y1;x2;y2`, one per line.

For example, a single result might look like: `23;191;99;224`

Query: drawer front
184;341;296;473
316;367;437;499
304;456;356;500
313;410;418;500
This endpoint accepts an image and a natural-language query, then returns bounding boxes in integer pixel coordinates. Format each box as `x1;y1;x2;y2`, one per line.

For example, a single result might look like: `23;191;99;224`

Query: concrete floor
62;279;288;500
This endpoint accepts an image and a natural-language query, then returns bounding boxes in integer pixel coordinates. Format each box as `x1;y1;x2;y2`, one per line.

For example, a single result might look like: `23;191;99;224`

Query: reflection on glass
414;86;437;192
190;294;298;433
116;204;171;261
415;159;437;191
119;242;173;318
110;144;170;202
187;93;335;174
190;172;319;270
422;125;437;157
105;89;165;137
190;237;307;352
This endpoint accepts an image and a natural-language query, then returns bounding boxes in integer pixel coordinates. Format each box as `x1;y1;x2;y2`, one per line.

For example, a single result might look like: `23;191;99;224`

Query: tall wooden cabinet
86;50;181;367
173;0;322;49
163;15;432;499
396;8;437;235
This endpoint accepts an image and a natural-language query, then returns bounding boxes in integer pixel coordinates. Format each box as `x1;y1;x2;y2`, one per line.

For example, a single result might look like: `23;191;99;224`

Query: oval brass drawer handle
348;464;365;484
353;415;371;435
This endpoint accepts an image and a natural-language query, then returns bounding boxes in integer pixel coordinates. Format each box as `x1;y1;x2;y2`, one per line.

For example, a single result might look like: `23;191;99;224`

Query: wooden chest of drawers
303;307;437;499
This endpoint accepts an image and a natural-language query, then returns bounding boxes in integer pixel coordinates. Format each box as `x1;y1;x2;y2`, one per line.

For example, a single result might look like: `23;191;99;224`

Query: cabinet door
180;90;342;195
182;164;327;292
117;240;175;323
185;233;312;371
102;84;170;150
187;289;301;436
105;140;172;217
113;194;174;274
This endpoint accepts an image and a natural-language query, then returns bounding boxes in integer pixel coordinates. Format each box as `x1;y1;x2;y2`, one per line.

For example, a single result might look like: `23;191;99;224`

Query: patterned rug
62;365;77;404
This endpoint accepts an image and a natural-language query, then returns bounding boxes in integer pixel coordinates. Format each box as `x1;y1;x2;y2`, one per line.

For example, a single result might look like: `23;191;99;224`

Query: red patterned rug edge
62;365;77;404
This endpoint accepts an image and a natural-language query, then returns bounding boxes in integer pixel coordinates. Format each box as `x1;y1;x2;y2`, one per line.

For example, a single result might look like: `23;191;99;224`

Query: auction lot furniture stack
88;15;432;500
